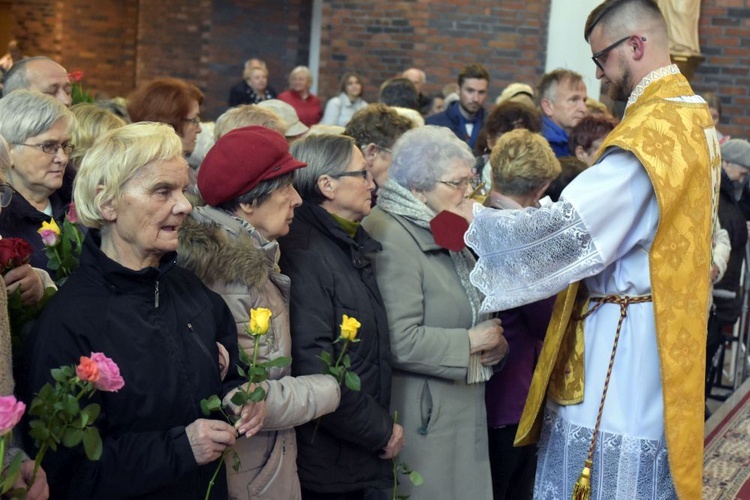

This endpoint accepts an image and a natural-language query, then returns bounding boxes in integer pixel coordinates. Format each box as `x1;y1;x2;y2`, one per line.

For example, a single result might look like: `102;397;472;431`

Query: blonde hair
490;129;561;196
289;66;313;86
214;105;285;140
74;122;183;229
69;103;126;169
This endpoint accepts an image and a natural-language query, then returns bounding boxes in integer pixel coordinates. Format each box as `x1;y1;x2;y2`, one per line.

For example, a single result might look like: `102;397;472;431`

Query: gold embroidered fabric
515;69;717;500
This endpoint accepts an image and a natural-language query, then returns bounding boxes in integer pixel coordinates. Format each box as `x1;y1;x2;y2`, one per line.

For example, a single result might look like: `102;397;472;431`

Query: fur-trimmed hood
177;206;270;289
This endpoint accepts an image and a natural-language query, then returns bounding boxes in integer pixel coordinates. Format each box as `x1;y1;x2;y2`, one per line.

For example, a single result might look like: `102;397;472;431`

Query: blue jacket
425;101;486;149
541;115;571;157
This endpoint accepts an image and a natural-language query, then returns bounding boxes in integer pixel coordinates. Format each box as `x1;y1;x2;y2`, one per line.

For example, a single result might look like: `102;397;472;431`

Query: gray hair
2;56;54;96
389;126;474;191
290;134;355;205
289;66;313;86
0;89;75;145
0;135;10;177
214;105;285;140
216;172;294;212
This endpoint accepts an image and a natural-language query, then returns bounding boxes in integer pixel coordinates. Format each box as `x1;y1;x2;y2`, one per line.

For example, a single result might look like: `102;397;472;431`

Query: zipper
187;322;214;367
154;280;160;308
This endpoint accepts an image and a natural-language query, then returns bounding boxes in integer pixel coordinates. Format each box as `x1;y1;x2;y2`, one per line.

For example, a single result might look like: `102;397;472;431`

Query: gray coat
362;206;492;500
178;206;340;500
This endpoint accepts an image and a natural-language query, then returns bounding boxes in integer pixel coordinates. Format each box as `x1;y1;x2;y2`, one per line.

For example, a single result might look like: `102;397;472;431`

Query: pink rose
67;202;79;224
39;229;58;246
0;395;25;436
90;352;125;392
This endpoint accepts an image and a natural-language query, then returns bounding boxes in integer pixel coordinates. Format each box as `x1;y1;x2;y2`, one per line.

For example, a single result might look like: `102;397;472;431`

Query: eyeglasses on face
14;141;75;155
331;169;371;181
591;35;646;71
0;184;13;208
437;178;472;190
183;116;201;126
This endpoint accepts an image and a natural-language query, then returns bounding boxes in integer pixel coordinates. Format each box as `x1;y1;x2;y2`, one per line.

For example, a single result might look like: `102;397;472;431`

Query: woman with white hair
361;125;507;500
278;66;322;127
26;122;264;499
0;90;76;273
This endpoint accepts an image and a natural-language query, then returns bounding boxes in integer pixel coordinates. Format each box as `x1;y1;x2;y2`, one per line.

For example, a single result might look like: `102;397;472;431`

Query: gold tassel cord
572;459;592;500
570;295;653;500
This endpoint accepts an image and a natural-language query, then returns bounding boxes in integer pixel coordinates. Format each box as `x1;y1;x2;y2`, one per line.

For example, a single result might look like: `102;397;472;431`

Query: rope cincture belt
571;294;654;500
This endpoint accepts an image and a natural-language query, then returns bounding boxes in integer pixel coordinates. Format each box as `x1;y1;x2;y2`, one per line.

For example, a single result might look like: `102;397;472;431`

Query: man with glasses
2;56;72;107
538;69;588;157
466;1;717;498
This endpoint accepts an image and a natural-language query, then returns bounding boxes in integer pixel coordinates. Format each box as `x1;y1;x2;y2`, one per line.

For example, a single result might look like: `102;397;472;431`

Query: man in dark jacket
425;63;489;150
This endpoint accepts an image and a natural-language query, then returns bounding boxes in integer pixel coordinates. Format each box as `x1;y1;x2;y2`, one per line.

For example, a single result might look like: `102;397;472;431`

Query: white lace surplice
466;149;677;499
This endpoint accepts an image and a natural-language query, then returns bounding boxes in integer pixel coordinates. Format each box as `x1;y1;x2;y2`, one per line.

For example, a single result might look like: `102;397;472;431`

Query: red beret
197;125;306;206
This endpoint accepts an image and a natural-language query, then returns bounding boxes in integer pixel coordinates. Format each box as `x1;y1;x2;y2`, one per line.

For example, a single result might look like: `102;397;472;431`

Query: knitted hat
721;138;750;169
197;125;306;206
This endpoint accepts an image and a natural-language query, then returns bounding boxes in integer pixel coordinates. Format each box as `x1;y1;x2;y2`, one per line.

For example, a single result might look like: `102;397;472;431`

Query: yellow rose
340;314;361;341
249;308;272;336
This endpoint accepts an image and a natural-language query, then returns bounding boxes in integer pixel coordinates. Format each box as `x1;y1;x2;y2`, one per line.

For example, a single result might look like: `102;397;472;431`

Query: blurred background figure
258;99;310;144
321;72;368;127
0;90;76;273
422;94;445;117
127;77;203;159
280;134;401;500
475;101;543;196
545;156;588;202
0;39;25;82
495;82;536;109
69;103;126;172
278;66;322;127
179;126;340;500
344;103;414;195
401;67;430;111
702;92;728;144
229;58;277;107
362;126;507;500
568;114;617;166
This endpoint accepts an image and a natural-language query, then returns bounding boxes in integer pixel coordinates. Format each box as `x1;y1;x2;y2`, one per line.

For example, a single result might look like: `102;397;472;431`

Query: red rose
68;71;84;82
0;237;33;274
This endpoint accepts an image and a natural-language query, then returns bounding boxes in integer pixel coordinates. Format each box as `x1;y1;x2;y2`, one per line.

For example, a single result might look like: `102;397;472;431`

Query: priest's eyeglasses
591;35;646;71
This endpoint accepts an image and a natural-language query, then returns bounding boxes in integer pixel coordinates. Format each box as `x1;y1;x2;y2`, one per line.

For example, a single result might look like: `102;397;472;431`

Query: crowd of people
0;0;743;499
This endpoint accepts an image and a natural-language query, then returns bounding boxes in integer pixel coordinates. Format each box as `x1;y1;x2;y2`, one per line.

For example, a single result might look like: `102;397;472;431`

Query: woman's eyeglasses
0;184;14;208
437;178;472;190
183;116;201;126
14;142;75;155
331;169;371;181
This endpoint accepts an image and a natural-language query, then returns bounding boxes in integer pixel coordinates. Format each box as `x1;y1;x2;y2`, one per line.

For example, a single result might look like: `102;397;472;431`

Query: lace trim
466;202;603;312
626;64;680;108
534;408;677;500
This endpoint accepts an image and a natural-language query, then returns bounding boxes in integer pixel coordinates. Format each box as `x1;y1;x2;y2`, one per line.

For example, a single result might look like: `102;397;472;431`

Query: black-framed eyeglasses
14;142;75;155
0;184;13;208
591;35;645;71
331;169;371;181
437;178;472;191
183;116;201;126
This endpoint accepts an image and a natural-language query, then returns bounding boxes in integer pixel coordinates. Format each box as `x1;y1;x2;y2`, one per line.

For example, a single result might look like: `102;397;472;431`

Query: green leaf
344;371;361;391
231;391;251;407
200;395;222;416
249;386;266;403
318;351;333;365
238;349;252;366
237;365;246;378
0;451;24;491
343;354;352;369
62;428;84;447
264;356;292;368
408;471;424;486
51;368;69;383
61;393;80;416
83;427;103;460
80;403;101;427
231;450;242;472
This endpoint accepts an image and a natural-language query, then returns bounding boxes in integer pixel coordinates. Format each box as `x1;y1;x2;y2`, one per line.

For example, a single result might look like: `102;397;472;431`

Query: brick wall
318;0;552;105
692;0;750;139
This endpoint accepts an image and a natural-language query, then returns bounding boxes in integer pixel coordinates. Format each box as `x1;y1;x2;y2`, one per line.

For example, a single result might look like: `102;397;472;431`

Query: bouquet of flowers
200;307;290;499
26;352;125;489
0;395;26;496
38;203;84;286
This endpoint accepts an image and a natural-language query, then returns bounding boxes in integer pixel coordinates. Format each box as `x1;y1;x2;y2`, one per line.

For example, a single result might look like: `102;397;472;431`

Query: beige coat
178;206;340;500
362;207;492;500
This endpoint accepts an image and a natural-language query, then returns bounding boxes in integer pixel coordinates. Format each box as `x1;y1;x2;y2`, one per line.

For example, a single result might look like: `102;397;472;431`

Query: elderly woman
0;90;76;273
278;134;402;499
277;66;322;127
177;126;340;500
127;78;203;158
482;129;560;500
568;115;617;167
320;72;368;127
228;60;276;107
25;122;264;499
360;126;507;500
